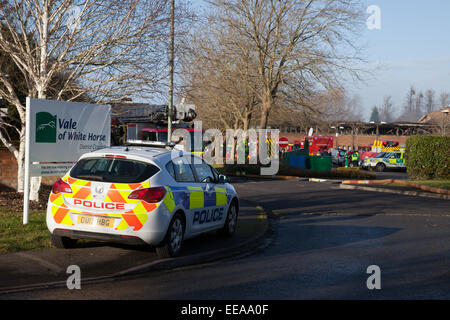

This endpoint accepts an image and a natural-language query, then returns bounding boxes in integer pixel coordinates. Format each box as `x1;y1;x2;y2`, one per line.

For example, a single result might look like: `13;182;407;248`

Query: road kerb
339;183;449;200
341;179;450;196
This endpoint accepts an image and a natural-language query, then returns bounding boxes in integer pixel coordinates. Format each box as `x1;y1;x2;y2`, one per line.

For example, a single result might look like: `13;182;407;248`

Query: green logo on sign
36;112;57;143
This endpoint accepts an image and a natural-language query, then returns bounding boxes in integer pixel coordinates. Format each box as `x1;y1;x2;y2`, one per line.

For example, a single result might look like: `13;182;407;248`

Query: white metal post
23;97;31;224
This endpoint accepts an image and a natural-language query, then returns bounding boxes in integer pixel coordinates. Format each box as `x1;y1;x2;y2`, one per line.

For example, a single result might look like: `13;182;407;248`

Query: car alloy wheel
156;212;185;258
170;216;183;254
227;204;237;234
219;202;238;236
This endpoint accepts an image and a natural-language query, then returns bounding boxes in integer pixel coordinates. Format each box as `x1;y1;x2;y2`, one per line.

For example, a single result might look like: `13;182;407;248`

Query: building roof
418;107;450;124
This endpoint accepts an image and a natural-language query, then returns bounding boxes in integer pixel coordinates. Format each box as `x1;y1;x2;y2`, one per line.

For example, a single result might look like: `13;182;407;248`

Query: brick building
277;121;435;150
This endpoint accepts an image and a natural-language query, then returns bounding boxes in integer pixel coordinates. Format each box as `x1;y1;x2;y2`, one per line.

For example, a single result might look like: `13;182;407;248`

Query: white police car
46;142;239;258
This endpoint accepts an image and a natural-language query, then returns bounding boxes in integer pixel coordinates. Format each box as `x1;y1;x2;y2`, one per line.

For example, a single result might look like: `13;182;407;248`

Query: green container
309;156;332;172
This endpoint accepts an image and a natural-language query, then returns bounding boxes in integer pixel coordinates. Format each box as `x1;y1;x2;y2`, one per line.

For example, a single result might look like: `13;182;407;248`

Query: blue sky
189;0;450;120
356;0;450;119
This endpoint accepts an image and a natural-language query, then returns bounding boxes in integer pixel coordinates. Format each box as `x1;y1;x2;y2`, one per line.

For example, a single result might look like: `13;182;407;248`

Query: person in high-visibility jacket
351;150;360;167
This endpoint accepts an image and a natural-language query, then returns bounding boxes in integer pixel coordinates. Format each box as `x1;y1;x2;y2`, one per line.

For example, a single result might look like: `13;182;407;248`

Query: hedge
405;136;450;180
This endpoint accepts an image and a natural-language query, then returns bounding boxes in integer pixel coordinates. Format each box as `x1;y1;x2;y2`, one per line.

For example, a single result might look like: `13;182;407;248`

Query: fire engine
110;102;204;154
299;136;334;155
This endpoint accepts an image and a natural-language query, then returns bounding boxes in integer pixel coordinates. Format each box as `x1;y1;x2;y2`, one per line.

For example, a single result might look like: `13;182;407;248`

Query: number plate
77;215;114;228
96;217;114;228
77;215;94;226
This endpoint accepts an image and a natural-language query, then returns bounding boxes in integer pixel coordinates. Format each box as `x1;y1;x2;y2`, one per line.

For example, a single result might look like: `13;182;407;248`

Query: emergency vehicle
46;142;239;258
361;151;406;172
300;136;334;155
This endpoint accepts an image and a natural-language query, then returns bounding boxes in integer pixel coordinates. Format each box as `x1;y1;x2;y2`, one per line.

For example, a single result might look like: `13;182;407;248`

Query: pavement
0;199;268;294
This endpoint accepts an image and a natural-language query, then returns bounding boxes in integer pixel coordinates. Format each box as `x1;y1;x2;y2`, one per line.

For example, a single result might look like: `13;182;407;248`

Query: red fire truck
300;136;334;155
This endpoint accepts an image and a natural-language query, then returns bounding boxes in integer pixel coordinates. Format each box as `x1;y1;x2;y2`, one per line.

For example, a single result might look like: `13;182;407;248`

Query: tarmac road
3;179;450;299
371;170;409;180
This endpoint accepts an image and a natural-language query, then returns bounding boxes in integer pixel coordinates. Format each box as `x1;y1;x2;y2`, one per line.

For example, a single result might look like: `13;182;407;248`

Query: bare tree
208;0;365;129
312;87;362;123
440;92;449;109
0;0;172;200
397;86;421;122
424;89;435;114
181;16;260;132
415;91;423;115
379;95;394;123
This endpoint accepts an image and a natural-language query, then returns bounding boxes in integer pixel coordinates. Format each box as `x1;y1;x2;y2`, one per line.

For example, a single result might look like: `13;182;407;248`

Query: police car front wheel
375;163;386;172
219;201;238;236
156;212;185;259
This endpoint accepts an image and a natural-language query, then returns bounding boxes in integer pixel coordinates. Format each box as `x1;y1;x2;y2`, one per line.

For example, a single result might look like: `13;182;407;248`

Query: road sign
23;97;111;224
279;136;289;148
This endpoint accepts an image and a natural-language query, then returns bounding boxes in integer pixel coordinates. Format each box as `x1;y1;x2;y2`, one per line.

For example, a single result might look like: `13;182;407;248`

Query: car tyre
375;163;386;172
156;212;185;259
50;233;77;249
219;201;238;236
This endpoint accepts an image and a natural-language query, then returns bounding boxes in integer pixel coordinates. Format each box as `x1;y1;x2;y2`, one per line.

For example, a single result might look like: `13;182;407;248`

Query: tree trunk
259;99;271;129
16;110;42;201
17;127;26;193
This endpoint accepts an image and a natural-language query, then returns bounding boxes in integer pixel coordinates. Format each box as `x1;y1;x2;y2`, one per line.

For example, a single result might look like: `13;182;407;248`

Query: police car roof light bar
126;139;176;149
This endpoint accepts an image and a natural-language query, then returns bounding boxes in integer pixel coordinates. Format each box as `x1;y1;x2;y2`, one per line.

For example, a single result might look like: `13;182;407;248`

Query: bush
405;136;450;180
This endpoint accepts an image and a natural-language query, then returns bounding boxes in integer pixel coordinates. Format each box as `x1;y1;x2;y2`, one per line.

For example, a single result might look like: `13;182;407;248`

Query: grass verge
407;180;450;191
0;208;51;254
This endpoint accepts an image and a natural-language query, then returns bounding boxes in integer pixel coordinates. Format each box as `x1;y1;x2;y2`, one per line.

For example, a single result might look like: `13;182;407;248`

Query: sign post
23;98;111;224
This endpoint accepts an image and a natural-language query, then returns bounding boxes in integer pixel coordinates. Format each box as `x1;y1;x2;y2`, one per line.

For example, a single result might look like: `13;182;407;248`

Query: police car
361;151;406;172
46;142;239;258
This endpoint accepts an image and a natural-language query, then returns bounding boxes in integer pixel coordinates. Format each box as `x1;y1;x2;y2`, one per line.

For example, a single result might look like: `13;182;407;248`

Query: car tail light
52;179;73;194
128;187;166;203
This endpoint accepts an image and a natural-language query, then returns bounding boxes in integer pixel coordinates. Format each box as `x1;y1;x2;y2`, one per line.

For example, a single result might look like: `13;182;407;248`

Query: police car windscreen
70;157;160;183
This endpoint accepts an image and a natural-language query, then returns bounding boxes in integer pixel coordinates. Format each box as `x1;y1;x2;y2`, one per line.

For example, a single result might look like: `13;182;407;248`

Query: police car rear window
70;157;160;183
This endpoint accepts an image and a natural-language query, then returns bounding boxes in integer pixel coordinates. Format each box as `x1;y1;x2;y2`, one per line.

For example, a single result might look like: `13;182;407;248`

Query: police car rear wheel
156;212;185;258
50;233;77;249
219;202;238;236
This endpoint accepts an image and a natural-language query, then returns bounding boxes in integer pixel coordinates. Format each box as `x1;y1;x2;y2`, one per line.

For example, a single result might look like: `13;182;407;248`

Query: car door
190;157;225;232
387;153;397;165
170;156;199;235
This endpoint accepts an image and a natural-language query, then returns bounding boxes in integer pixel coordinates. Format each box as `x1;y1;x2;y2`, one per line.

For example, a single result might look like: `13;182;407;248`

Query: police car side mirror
218;174;229;184
201;176;213;183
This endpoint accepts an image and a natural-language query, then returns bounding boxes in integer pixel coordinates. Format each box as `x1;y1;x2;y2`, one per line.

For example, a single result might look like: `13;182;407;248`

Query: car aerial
361;151;406;172
46;142;239;258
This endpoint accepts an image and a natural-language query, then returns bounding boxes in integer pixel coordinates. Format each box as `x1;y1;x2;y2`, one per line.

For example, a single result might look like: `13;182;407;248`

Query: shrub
405;136;450;180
